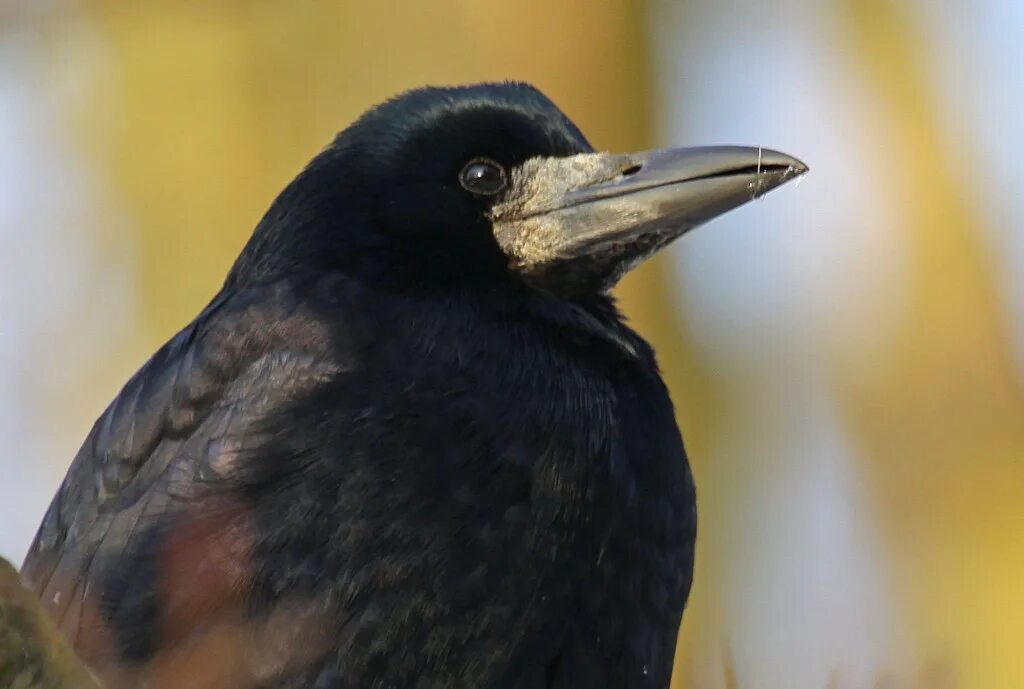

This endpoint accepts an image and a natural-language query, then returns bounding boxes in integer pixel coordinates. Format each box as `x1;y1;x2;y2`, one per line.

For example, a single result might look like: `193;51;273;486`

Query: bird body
22;82;804;689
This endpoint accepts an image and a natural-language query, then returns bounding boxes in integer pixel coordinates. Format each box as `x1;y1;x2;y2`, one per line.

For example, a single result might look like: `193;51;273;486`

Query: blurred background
1;1;1022;687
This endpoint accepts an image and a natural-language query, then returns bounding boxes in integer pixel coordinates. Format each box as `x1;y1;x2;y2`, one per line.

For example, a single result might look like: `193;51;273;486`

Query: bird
21;82;806;689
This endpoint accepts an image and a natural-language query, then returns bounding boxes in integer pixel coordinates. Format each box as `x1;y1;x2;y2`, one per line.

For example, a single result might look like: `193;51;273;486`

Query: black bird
22;82;806;689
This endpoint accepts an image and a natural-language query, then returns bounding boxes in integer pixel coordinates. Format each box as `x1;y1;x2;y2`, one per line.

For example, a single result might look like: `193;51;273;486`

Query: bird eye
459;159;507;196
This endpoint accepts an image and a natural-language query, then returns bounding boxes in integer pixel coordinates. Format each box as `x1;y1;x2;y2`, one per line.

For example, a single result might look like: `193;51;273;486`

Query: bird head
233;82;806;297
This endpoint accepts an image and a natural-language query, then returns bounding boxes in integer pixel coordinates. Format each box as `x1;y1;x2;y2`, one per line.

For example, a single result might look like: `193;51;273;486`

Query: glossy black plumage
23;83;699;689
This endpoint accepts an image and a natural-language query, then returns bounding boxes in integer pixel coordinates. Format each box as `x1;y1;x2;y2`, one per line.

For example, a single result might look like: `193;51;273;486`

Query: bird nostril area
620;163;643;177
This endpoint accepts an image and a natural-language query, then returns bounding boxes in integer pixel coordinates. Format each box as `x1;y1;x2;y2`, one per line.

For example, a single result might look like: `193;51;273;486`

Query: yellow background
1;1;1022;686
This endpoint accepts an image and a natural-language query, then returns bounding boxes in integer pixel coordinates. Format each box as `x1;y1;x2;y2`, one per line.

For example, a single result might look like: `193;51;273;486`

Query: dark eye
459;158;507;196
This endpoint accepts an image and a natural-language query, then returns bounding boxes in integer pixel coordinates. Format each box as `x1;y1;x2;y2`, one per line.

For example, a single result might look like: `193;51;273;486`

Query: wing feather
21;281;345;669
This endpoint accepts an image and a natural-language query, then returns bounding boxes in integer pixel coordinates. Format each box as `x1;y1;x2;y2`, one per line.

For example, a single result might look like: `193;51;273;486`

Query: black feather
23;83;695;689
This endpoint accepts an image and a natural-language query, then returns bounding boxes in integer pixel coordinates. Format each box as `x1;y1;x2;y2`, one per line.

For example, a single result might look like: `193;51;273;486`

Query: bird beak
494;146;808;295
